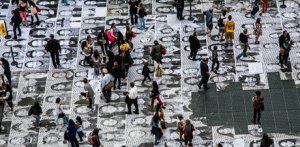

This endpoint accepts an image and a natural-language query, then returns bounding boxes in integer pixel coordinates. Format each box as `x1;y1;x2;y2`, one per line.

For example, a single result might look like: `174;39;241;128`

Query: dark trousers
13;25;21;38
100;43;108;55
50;52;60;68
189;49;197;60
211;58;220;71
77;131;84;141
102;87;112;102
184;135;193;146
69;136;79;147
4;71;11;85
114;77;121;89
176;8;184;20
30;14;39;24
142;75;151;84
253;108;261;123
6;100;13;108
130;12;138;24
236;48;247;59
282;53;289;66
198;75;209;88
126;96;138;113
88;97;92;108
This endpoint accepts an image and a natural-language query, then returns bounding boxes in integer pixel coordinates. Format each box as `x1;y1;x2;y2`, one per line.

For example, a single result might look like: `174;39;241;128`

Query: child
75;116;84;142
141;62;151;85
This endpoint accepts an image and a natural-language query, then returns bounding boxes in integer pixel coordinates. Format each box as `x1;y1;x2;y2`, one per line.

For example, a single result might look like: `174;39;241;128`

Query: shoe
126;112;132;114
192;59;196;61
134;111;139;114
13;37;17;40
105;100;110;103
203;86;210;90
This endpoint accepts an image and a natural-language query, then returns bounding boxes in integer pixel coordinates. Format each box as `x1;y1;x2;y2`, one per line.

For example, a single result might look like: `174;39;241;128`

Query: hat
102;68;108;74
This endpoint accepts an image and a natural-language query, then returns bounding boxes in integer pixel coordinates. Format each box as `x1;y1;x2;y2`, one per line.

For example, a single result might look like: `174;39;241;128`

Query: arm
110;29;116;38
4;91;10;100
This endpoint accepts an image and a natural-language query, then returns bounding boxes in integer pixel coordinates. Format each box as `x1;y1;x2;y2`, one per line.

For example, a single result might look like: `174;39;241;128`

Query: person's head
28;0;36;7
177;114;184;120
144;62;148;66
256;18;261;24
130;82;135;88
102;56;107;62
243;28;248;34
76;116;82;124
216;143;223;147
202;58;208;63
92;128;99;136
93;50;100;59
283;30;288;36
222;9;226;16
87;35;92;41
213;46;217;50
83;78;88;84
228;15;232;20
154;40;159;45
49;34;54;40
68;119;75;126
139;3;144;9
155;103;162;113
33;101;40;108
55;97;61;104
81;41;87;49
155;58;161;63
193;32;198;36
255;90;261;96
111;23;116;29
262;133;269;140
185;119;191;125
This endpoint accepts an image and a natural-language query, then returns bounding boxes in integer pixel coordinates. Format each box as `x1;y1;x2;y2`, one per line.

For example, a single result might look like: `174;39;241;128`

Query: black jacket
111;65;123;78
142;65;150;76
11;14;22;26
175;0;184;9
28;106;42;116
189;35;200;50
200;62;209;76
138;8;147;17
45;39;61;53
279;34;291;48
0;58;11;74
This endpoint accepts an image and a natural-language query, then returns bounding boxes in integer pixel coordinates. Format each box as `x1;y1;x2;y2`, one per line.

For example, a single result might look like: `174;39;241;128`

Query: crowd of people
0;0;286;146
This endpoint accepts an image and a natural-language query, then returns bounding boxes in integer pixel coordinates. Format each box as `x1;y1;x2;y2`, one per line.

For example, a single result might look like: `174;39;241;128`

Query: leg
215;60;220;70
141;17;145;29
134;14;138;24
156;96;163;106
113;78;117;89
130;12;134;24
176;8;180;19
13;26;17;39
253;109;257;123
284;53;289;65
151;97;155;108
257;110;261;123
127;97;132;114
203;75;209;89
147;75;152;81
17;25;21;36
30;15;34;25
107;89;112;101
117;78;121;89
50;53;57;68
35;13;40;24
77;131;84;141
198;77;204;88
142;76;147;84
88;97;92;108
133;98;139;113
279;52;284;67
55;52;60;65
211;60;216;70
192;49;197;60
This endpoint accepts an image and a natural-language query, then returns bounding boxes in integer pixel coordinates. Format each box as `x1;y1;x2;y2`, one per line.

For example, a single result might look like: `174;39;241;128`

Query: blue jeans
34;115;41;126
139;17;145;29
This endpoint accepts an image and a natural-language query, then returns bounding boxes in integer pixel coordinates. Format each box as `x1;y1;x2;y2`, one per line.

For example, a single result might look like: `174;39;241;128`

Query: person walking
236;28;250;60
184;119;195;147
175;0;184;20
150;81;164;110
141;62;151;85
217;9;226;41
81;41;91;66
129;0;139;25
279;30;293;69
261;0;268;14
150;40;163;61
137;3;146;29
188;32;201;61
252;91;264;124
0;58;12;85
225;15;235;47
28;101;43;127
10;10;22;40
151;113;163;145
125;82;139;114
204;8;213;37
111;62;122;90
154;58;164;84
55;97;68;125
198;58;210;90
97;31;108;55
211;46;219;72
177;114;185;141
45;34;61;68
28;0;39;25
88;128;102;147
101;68;114;103
254;18;262;44
82;78;94;109
75;116;84;142
3;84;13;112
19;0;28;26
67;119;79;147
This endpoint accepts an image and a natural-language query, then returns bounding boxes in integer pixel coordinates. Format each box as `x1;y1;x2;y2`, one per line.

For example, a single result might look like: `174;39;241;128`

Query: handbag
104;81;113;90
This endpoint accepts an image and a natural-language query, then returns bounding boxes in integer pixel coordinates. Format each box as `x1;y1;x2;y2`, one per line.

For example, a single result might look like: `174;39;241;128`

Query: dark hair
152;113;160;124
68;119;75;126
154;40;159;45
228;15;232;20
178;114;184;120
222;9;226;16
193;32;197;36
92;128;99;136
213;46;217;50
87;35;92;41
83;78;88;83
55;97;61;104
29;1;36;7
185;119;191;125
50;34;54;39
152;81;159;90
111;23;115;28
33;101;41;108
255;91;261;96
76;116;82;125
5;84;12;93
217;143;223;147
256;18;261;24
155;103;162;113
81;41;87;50
130;82;134;87
93;50;100;60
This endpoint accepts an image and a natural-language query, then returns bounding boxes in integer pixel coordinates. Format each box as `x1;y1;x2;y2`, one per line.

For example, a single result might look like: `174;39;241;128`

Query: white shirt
128;86;138;99
55;103;64;115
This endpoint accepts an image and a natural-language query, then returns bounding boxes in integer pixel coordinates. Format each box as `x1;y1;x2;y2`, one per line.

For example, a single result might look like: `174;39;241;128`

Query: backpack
217;16;224;27
87;132;94;145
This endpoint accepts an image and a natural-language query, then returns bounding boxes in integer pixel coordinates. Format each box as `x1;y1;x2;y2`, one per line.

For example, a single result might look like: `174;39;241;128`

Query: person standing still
137;3;146;30
175;0;184;20
211;46;219;72
254;18;262;44
188;32;201;61
0;58;12;85
45;34;61;68
125;82;139;114
129;0;139;25
204;8;213;37
101;68;114;103
225;15;235;47
198;58;210;90
82;78;95;109
141;62;151;85
252;91;264;124
10;10;22;40
28;0;40;25
217;9;226;41
19;0;28;26
236;28;250;60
